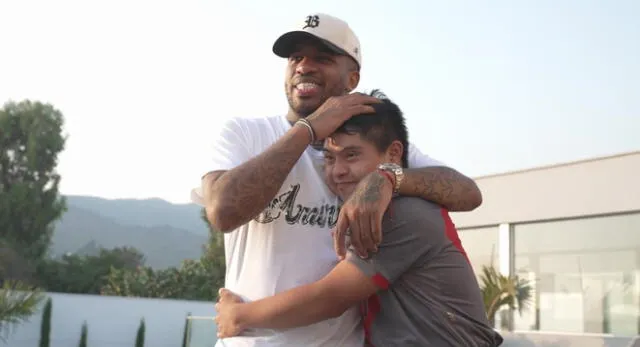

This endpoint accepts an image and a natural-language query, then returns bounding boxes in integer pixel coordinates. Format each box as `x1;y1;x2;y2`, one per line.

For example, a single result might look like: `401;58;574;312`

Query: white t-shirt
199;115;446;347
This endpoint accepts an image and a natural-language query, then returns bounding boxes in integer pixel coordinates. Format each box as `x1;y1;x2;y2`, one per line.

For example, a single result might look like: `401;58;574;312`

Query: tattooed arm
403;143;481;212
204;125;310;232
334;167;481;258
400;166;482;212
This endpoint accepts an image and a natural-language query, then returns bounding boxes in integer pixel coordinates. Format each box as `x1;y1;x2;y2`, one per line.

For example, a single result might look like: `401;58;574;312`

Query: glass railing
185;315;218;347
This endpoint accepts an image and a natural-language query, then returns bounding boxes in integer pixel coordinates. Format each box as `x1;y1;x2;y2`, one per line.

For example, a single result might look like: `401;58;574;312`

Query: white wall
3;292;214;347
2;290;638;347
452;151;640;228
501;331;638;347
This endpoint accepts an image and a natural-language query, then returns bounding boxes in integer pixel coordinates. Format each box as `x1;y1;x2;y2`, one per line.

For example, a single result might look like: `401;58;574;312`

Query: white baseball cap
273;13;362;68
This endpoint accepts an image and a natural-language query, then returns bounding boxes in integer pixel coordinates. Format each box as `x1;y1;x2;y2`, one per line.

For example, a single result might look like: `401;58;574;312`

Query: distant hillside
65;195;205;235
52;196;209;269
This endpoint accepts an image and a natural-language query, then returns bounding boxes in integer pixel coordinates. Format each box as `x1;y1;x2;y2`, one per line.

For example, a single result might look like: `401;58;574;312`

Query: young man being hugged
214;90;503;347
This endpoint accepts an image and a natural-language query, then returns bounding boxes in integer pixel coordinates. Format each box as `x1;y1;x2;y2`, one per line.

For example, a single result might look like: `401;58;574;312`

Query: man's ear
346;70;360;92
386;140;404;164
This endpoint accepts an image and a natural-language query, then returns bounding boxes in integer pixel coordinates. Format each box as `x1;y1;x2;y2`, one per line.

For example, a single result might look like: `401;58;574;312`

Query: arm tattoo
363;174;386;203
206;126;310;231
400;166;482;212
348;173;386;205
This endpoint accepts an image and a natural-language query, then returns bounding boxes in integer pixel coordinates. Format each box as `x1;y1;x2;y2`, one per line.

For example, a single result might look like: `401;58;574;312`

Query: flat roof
474;150;640;180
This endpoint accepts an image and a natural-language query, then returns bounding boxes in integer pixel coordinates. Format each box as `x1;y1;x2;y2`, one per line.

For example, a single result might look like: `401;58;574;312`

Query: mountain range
51;195;209;269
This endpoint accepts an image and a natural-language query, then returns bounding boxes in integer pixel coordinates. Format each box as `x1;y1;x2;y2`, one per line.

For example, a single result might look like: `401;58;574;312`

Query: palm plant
0;280;44;342
479;264;533;327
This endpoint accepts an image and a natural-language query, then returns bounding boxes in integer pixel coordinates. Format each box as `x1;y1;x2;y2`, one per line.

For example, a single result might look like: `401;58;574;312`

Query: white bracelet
295;118;316;143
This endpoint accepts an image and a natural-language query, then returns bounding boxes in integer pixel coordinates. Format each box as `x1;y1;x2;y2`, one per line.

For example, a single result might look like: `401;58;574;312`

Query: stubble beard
286;92;326;119
286;82;348;119
287;98;317;118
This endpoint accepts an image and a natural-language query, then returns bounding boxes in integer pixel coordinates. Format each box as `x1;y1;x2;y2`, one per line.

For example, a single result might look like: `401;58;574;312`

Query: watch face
380;163;399;170
377;163;403;194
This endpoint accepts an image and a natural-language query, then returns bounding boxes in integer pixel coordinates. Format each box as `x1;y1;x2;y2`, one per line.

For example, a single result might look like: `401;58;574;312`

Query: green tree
78;321;88;347
0;280;44;342
38;297;52;347
100;209;226;301
0;100;67;262
200;208;225;297
38;246;145;294
101;266;159;298
135;318;145;347
101;258;218;300
0;241;36;285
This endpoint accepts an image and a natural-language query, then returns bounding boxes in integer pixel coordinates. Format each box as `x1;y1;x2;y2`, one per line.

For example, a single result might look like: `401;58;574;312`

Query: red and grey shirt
347;197;503;347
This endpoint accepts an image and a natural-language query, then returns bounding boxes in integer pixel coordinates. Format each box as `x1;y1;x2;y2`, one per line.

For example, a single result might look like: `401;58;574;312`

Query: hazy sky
1;0;638;203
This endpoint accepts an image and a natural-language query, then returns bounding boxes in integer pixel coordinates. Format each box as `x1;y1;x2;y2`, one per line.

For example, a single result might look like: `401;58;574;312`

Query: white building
453;150;640;346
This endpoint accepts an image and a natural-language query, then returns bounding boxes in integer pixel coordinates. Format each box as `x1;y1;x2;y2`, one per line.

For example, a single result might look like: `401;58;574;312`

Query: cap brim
273;31;347;59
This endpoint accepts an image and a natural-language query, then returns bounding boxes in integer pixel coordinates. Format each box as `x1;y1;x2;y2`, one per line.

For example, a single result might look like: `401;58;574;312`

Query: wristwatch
377;163;404;196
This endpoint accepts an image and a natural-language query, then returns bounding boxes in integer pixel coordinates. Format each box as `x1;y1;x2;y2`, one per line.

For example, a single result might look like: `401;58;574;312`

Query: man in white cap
194;13;482;347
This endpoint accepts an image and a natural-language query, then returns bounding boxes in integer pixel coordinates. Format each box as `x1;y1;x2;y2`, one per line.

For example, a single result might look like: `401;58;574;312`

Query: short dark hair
334;89;409;167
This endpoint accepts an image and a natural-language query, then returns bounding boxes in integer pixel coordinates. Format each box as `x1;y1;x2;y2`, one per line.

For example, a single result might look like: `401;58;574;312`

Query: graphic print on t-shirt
254;183;341;228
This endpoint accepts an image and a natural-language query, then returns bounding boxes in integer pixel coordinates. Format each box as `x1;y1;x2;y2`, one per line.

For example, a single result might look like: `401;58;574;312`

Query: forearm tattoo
212;131;308;229
404;166;479;212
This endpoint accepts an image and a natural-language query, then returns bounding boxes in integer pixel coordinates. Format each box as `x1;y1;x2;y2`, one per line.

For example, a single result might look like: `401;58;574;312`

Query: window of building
459;226;500;280
513;212;640;336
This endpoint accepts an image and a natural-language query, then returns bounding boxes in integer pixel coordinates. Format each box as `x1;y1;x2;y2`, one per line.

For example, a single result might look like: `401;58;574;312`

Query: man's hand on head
334;170;394;259
306;93;381;140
